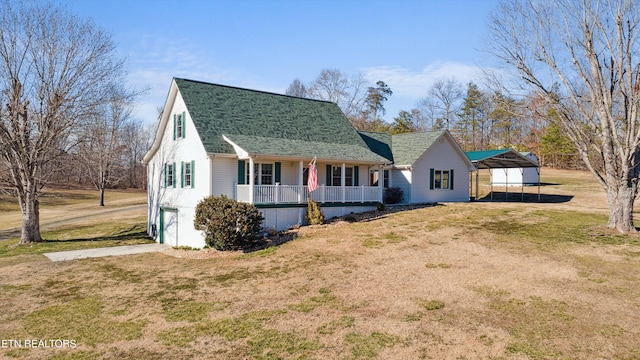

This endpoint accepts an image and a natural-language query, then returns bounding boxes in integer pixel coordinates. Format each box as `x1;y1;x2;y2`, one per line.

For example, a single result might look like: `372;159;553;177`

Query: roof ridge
173;77;335;104
391;130;444;137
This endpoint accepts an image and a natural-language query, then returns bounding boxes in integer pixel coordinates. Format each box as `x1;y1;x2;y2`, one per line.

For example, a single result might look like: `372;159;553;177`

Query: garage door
161;208;178;247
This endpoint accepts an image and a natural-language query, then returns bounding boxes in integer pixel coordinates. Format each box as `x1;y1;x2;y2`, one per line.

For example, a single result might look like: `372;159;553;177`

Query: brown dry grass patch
1;169;640;359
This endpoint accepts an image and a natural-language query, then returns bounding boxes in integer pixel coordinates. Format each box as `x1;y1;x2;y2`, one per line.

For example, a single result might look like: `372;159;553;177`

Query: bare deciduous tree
285;78;308;98
0;1;128;243
77;85;140;206
488;0;640;232
429;78;463;130
307;69;369;124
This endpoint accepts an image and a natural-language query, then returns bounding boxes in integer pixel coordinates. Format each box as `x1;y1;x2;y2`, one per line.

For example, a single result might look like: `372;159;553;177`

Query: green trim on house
237;160;246;185
158;207;178;244
354;165;359;186
191;160;195;188
275;162;281;183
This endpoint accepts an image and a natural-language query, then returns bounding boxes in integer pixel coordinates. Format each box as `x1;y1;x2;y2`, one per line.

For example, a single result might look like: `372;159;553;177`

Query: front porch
236;184;381;204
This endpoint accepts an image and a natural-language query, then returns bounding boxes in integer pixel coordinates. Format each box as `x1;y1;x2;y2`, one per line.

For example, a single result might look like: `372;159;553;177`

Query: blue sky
60;0;500;125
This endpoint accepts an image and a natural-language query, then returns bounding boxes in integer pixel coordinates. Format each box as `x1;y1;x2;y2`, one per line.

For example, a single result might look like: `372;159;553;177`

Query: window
332;166;342;186
245;162;275;185
182;161;194;188
261;163;273;185
328;165;357;186
370;169;388;187
176;114;183;138
165;163;175;188
345;167;353;186
430;169;454;190
173;112;186;139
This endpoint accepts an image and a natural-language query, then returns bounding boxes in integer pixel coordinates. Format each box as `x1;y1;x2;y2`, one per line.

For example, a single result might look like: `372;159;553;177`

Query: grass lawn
0;188;146;230
1;169;640;359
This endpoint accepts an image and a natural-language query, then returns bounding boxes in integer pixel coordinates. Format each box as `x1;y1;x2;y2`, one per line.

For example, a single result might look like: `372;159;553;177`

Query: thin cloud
362;62;488;99
124;34;264;125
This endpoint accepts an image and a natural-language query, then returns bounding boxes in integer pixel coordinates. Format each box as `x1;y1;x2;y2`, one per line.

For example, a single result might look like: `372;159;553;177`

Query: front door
160;208;178;246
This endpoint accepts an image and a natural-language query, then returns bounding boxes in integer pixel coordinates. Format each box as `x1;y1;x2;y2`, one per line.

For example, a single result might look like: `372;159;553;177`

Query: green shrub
383;187;403;204
194;195;264;250
306;199;324;225
376;202;385;211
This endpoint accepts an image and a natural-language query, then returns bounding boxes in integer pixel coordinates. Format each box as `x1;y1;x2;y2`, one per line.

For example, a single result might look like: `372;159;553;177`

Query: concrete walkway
44;243;166;262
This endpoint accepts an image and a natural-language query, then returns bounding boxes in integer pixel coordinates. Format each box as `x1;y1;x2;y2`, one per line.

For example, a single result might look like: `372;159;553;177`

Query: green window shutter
430;168;434;190
191;160;195;188
180;161;184;188
237;160;246;184
326;165;332;186
173;114;176;140
163;163;167;187
354;166;359;186
450;169;454;190
275;162;281;183
182;111;186;138
172;162;176;188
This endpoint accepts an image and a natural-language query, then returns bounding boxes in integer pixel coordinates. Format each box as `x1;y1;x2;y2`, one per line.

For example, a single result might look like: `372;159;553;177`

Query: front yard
1;169;639;359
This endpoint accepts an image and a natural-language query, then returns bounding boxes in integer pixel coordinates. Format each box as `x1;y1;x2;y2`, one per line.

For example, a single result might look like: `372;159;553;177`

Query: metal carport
465;149;540;201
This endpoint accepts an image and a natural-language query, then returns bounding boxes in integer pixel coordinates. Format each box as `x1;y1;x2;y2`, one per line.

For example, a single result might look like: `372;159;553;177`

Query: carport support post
537;167;541;202
475;168;479;201
504;168;509;200
490;170;494;201
520;167;524;202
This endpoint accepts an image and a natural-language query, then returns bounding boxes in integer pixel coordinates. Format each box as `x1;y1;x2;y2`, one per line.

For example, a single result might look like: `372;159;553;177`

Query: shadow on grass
477;192;573;203
41;230;151;243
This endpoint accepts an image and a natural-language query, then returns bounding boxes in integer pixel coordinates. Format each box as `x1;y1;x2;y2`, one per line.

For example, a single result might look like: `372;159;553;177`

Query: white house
359;131;475;203
144;78;474;248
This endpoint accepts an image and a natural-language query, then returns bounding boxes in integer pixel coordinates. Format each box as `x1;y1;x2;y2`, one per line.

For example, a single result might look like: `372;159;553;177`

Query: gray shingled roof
391;131;443;165
175;78;387;163
359;130;445;166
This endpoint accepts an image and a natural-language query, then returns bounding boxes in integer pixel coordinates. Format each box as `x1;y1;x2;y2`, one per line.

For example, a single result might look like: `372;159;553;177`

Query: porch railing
236;184;381;204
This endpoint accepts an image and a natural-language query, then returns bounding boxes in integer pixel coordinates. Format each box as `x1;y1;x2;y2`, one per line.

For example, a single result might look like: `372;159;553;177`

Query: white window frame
184;162;192;187
246;162;274;185
176;114;184;138
433;170;450;190
166;163;174;187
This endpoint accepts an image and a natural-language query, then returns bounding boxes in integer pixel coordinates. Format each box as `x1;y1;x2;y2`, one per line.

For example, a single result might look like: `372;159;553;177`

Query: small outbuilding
465;149;540;201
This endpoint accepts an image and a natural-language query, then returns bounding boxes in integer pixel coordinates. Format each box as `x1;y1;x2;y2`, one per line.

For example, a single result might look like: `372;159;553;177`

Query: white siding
409;136;470;203
147;90;210;249
211;157;236;198
261;205;377;232
390;169;412;203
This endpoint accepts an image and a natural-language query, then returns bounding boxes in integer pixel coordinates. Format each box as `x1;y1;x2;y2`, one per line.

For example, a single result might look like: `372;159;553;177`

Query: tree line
286;69;580;169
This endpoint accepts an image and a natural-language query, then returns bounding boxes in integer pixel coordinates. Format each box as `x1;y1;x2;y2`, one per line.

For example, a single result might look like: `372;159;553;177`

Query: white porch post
298;160;303;203
341;163;346;203
378;166;384;203
249;157;255;204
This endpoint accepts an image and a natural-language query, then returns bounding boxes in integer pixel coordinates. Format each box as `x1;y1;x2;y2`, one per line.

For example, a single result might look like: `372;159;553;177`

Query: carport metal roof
465;149;539;169
465;149;541;202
